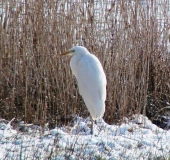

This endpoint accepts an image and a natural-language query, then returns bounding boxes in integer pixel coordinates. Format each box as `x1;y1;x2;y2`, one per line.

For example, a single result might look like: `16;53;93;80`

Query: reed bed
0;0;169;127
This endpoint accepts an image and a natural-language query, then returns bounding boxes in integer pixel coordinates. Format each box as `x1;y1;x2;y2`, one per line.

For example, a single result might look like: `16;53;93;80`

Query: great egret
59;46;107;134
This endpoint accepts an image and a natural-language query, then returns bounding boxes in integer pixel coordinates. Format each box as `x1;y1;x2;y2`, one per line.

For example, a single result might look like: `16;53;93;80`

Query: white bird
59;46;107;133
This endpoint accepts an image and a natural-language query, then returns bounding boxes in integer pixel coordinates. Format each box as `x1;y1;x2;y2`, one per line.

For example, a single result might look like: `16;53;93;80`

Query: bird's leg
91;119;93;135
91;120;93;135
91;117;95;135
91;119;97;135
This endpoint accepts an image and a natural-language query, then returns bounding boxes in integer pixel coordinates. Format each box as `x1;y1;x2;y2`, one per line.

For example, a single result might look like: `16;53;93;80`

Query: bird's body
60;46;106;121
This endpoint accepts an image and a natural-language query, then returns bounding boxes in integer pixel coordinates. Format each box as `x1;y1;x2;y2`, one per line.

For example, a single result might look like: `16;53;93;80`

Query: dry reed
0;0;169;127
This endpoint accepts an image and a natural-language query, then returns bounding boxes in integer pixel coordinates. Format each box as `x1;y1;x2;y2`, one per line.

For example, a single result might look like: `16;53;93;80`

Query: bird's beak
56;50;70;58
60;50;70;56
57;49;75;57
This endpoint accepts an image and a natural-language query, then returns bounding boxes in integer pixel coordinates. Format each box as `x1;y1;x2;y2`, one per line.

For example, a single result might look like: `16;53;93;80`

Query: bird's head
59;46;89;56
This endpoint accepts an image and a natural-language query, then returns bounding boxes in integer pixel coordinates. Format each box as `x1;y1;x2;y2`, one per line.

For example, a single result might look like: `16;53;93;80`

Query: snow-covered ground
0;115;170;160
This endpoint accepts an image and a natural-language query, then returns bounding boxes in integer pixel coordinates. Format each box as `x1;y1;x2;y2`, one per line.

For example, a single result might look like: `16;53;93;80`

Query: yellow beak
60;50;70;56
56;50;75;57
56;50;70;58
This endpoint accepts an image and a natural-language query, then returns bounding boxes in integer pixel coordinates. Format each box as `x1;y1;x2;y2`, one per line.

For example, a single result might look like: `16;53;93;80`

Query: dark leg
91;120;93;135
91;119;97;135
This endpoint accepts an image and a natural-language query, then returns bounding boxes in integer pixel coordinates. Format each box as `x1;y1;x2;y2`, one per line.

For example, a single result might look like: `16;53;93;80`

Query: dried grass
0;0;169;127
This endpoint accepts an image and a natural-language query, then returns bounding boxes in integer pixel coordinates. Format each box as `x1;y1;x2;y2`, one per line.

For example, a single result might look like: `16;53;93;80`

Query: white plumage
60;46;106;121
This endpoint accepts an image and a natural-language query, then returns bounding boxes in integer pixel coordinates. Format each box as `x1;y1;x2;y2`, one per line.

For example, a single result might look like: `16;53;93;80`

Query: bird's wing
76;54;106;102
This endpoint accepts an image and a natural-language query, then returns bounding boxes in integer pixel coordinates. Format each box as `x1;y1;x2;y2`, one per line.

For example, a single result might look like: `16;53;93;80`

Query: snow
0;115;170;160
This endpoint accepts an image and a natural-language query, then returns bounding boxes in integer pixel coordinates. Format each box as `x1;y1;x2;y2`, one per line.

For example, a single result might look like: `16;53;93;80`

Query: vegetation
0;0;169;128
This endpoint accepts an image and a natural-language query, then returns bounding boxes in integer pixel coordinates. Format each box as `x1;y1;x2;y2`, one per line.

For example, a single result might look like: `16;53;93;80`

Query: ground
0;115;170;160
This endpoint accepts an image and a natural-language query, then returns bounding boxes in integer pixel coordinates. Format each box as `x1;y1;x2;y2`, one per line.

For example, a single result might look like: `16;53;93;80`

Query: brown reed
0;0;169;127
